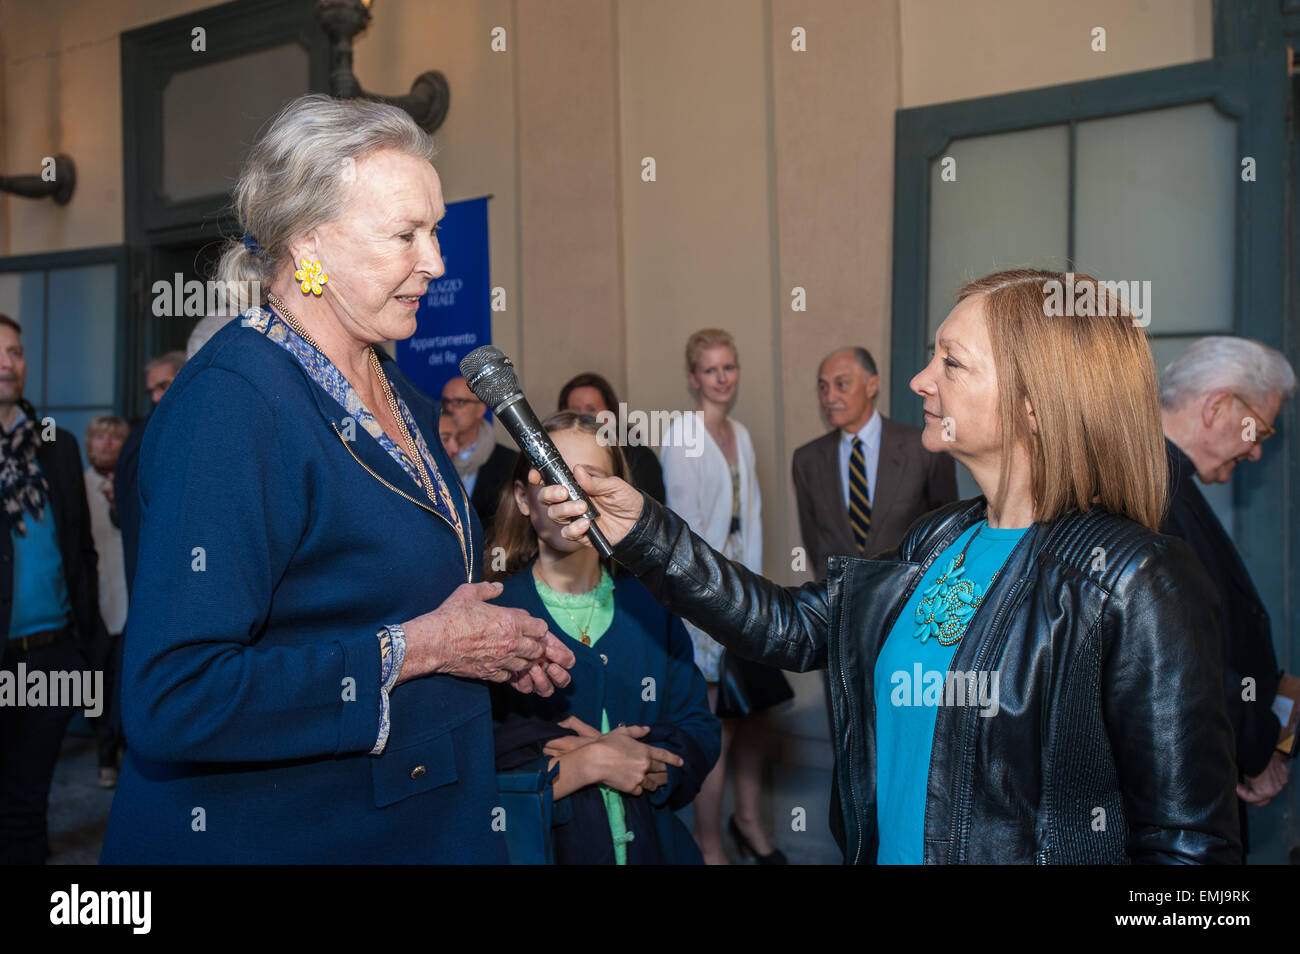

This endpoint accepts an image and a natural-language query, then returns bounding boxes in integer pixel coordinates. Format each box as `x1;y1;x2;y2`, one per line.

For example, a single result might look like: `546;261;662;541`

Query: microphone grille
460;346;519;408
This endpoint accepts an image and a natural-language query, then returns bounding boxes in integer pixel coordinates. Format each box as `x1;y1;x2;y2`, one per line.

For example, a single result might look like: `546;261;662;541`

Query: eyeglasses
440;397;482;410
1231;393;1276;443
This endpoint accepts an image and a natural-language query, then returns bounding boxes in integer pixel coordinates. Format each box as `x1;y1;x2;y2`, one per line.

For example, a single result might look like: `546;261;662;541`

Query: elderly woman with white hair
1159;336;1296;858
101;94;574;864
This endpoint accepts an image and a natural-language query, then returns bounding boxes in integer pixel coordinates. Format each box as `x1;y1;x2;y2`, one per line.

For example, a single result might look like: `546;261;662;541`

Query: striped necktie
849;436;871;553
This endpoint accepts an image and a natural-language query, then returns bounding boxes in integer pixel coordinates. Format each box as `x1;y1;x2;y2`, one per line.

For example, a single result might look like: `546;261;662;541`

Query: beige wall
513;0;624;416
0;0;215;256
0;0;1212;588
900;0;1213;108
771;0;901;581
350;0;524;386
617;0;786;575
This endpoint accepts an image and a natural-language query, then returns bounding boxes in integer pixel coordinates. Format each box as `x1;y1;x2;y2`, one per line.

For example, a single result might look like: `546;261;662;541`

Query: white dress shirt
837;409;881;512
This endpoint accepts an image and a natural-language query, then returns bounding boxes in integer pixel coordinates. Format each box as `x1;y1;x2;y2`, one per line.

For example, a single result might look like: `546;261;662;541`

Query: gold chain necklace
267;292;434;493
534;565;604;646
265;293;465;540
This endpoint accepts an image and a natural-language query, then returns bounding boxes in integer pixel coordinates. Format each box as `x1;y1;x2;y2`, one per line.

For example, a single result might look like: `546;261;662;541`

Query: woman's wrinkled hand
397;581;575;695
529;465;645;551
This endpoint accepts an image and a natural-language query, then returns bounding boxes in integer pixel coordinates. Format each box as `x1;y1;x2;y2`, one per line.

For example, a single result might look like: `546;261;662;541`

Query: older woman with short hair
101;94;574;864
536;269;1241;864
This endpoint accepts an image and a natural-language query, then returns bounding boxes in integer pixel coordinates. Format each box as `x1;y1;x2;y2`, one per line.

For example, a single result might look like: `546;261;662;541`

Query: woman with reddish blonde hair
531;269;1240;864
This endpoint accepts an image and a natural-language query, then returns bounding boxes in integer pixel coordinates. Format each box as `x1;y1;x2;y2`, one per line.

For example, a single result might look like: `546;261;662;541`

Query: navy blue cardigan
491;564;720;864
101;319;505;864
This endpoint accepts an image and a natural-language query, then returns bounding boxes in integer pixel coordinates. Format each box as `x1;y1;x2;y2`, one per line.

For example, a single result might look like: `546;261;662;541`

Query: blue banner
396;195;491;403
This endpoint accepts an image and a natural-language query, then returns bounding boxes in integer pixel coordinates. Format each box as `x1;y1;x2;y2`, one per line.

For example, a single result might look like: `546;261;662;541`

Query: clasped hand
545;715;684;797
396;581;575;696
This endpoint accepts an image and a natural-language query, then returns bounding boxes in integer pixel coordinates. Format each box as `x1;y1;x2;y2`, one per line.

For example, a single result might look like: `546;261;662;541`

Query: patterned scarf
1;399;49;536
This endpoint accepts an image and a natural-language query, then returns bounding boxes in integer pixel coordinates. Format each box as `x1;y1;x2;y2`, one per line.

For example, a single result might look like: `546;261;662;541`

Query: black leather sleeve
1102;537;1243;864
612;495;831;672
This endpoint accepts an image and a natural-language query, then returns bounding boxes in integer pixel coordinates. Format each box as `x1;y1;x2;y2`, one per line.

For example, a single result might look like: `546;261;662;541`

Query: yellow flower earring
294;258;328;296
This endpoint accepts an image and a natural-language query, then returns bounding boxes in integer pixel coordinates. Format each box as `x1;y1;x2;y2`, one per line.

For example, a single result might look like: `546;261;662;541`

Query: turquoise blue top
6;410;72;640
873;520;1028;864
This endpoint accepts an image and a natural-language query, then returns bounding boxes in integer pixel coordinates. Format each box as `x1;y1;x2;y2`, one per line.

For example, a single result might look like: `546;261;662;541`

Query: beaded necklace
913;521;1005;646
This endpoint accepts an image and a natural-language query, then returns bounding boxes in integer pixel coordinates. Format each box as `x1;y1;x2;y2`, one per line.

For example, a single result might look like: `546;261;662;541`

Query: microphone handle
494;394;615;560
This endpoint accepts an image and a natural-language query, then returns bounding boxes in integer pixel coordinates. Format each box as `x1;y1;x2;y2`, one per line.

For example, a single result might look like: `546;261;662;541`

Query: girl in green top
488;411;720;864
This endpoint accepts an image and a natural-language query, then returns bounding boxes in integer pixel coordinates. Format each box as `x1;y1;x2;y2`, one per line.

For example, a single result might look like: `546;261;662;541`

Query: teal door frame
120;0;329;417
891;52;1295;859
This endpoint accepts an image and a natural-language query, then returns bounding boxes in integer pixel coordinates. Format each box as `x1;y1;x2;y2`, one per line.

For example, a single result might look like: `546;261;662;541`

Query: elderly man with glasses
1159;336;1296;858
439;375;517;533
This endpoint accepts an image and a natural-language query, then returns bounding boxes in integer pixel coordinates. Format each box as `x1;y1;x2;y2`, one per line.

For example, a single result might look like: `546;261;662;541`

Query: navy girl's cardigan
492;563;720;864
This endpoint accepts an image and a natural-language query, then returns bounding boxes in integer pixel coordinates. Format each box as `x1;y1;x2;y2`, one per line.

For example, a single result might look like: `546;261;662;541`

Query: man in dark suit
1159;336;1295;856
114;349;185;595
0;314;101;863
440;375;516;533
792;347;958;582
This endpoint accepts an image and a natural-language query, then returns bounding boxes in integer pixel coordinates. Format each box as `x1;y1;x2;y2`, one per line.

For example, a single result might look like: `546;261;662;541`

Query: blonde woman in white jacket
660;329;792;865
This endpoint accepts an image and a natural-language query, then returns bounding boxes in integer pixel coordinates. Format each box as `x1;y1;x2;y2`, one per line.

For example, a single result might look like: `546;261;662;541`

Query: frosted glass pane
0;271;47;407
1075;103;1235;336
45;265;117;406
162;43;309;202
927;125;1069;335
1149;335;1201;382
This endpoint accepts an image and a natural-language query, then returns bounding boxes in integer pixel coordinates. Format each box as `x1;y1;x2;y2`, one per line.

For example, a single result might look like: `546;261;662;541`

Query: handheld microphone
460;346;615;560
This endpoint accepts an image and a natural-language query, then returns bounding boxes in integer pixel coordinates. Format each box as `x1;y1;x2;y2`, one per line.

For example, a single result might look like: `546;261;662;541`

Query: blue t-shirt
873;520;1027;864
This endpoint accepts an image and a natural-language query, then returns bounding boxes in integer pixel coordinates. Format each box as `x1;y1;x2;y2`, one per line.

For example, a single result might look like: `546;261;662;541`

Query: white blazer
659;415;763;574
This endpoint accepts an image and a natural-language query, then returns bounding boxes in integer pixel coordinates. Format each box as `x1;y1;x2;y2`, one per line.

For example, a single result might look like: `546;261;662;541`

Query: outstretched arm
534;467;831;672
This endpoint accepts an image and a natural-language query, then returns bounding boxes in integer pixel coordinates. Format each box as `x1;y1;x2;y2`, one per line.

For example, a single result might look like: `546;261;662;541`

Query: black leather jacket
613;495;1242;864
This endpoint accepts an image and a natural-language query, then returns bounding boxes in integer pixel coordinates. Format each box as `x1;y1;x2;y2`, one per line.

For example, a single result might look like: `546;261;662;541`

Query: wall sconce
316;0;450;133
0;154;76;205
